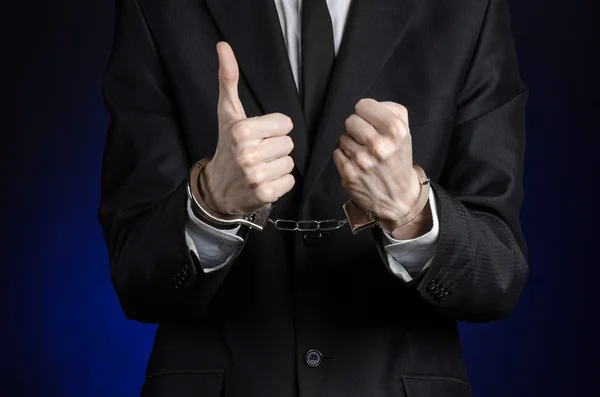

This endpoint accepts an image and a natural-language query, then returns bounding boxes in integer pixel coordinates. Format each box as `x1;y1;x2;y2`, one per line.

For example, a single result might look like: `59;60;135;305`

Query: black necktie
301;0;336;148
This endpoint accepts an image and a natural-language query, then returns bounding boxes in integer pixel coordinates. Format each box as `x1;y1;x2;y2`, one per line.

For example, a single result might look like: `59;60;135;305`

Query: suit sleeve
98;0;236;323
389;0;529;322
185;199;247;273
376;189;439;281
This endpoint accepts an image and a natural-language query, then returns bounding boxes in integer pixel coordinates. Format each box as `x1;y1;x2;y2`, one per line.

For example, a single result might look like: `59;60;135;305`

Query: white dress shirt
184;0;440;282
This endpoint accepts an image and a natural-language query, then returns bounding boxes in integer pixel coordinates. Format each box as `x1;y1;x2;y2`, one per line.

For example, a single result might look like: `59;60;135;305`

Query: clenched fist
200;42;296;215
333;98;432;238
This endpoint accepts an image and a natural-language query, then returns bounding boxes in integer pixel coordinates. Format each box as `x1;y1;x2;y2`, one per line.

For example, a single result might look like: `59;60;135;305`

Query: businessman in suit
99;0;528;396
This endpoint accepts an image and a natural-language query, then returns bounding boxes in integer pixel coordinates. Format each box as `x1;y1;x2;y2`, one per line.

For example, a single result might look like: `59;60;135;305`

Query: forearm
101;179;226;323
185;197;247;273
99;0;235;323
413;181;528;322
379;80;529;321
377;188;439;282
379;200;433;240
401;0;529;322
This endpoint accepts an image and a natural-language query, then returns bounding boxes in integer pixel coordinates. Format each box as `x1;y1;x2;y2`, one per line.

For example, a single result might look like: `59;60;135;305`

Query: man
98;0;528;396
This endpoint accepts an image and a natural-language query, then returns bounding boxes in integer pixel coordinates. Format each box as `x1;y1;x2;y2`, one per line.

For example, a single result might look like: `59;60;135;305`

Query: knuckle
354;152;372;170
400;105;409;119
220;68;238;84
255;185;274;203
366;135;381;150
372;146;388;161
339;133;351;148
344;115;355;130
385;119;407;138
358;97;373;107
342;163;355;179
382;101;407;119
368;138;387;160
246;168;265;186
400;123;409;139
355;98;368;112
393;103;408;117
223;76;238;88
231;122;251;143
384;119;402;136
236;148;257;167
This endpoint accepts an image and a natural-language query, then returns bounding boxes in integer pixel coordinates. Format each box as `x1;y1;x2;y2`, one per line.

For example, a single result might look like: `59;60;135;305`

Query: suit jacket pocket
401;374;472;397
141;370;224;397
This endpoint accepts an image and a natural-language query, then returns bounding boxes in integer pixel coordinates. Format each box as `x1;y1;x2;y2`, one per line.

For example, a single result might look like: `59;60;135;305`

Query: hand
200;42;296;215
333;98;431;237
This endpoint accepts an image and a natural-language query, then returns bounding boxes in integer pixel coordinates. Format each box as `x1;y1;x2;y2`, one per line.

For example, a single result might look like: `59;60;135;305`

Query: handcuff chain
268;218;348;232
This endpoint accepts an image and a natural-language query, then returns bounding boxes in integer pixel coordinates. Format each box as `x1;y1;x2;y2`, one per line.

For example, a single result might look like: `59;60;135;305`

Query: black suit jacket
99;0;529;396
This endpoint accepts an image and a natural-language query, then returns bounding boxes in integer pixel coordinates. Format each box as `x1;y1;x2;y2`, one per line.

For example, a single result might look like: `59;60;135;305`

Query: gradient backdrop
2;0;598;396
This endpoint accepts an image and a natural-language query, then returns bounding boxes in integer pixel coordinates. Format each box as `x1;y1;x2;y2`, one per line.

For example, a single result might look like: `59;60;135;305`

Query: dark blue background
2;0;598;396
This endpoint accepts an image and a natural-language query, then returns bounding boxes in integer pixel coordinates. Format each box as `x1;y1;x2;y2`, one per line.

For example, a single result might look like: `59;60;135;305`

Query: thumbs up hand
200;42;296;216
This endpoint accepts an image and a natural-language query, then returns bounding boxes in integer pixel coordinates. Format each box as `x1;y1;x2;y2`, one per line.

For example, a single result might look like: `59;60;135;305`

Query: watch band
342;163;431;234
186;157;275;231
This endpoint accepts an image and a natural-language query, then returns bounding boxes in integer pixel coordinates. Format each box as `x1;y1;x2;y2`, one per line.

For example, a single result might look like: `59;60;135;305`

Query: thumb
379;101;409;122
217;41;246;121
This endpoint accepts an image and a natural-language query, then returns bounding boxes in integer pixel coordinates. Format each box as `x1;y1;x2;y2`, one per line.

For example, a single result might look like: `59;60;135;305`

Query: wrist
197;162;220;213
378;164;431;239
188;158;274;231
198;161;236;216
189;159;240;230
380;200;433;240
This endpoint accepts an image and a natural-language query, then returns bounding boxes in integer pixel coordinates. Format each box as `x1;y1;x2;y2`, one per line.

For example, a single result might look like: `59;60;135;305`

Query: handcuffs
187;157;430;234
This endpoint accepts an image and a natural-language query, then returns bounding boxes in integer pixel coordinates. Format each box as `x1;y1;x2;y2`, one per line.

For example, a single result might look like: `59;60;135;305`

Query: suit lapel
300;0;419;206
206;0;309;176
206;0;419;202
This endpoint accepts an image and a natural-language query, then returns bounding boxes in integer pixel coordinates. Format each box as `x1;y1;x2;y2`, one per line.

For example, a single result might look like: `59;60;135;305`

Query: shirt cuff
380;188;439;282
185;198;246;273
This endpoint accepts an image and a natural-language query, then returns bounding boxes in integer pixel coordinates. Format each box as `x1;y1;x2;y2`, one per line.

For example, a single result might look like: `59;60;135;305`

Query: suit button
303;231;320;247
304;349;323;367
427;279;439;292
